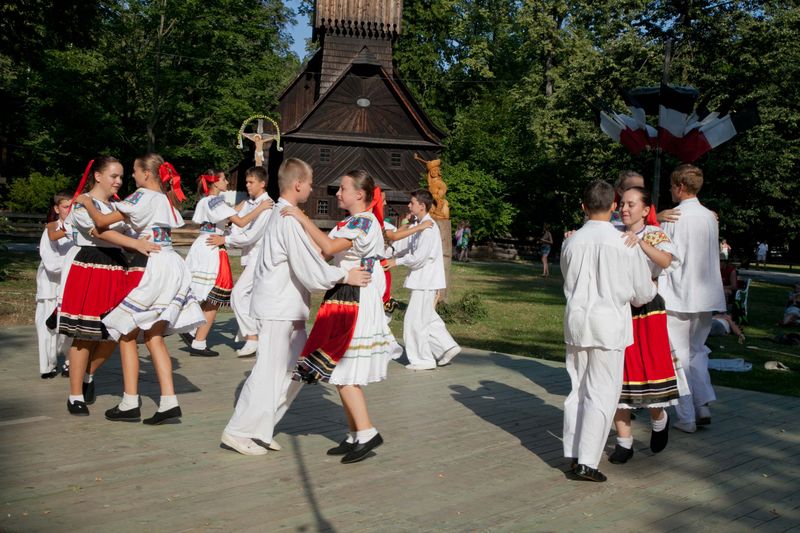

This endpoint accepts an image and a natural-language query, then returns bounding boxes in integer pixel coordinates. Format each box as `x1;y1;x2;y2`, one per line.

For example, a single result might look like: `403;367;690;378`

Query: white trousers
667;311;716;423
403;289;459;366
35;298;70;373
231;260;258;339
563;346;624;469
224;319;305;442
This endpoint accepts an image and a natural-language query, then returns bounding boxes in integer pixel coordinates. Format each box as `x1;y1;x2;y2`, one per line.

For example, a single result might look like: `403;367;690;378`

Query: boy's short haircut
277;158;312;192
245;166;268;183
410;189;434;212
53;191;72;205
582;180;615;213
670;164;703;194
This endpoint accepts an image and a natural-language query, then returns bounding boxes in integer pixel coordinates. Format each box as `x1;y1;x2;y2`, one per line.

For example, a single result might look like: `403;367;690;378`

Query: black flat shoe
83;381;96;405
179;332;195;348
567;457;577;470
189;347;219;357
67;400;89;416
41;369;59;379
143;406;182;425
650;416;670;454
61;363;70;377
574;464;607;482
341;433;383;464
105;405;141;422
327;439;357;456
608;444;634;464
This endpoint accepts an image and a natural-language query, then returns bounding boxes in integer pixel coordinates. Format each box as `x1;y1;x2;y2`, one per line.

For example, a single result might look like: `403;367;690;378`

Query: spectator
708;312;745;344
756;241;768;269
720;258;739;304
720;238;731;260
539;223;553;277
780;284;800;326
458;221;471;262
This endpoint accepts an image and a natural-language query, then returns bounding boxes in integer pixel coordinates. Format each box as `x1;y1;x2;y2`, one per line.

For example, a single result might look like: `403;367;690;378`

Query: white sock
616;436;634;449
158;395;179;412
69;395;85;404
191;339;207;350
83;373;94;384
356;427;378;443
651;411;668;432
119;393;139;411
345;432;356;444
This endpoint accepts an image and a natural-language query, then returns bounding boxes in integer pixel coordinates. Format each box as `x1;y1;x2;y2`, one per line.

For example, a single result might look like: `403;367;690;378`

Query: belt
199;222;216;233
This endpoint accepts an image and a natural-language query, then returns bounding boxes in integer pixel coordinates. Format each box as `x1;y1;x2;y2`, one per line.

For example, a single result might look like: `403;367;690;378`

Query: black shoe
179;332;195;348
650;416;670;454
189;346;219;357
143;406;182;425
83;381;96;405
61;363;70;377
327;439;357;456
67;400;89;416
105;405;141;422
41;369;59;379
341;433;383;464
567;457;577;470
574;464;607;482
608;444;634;464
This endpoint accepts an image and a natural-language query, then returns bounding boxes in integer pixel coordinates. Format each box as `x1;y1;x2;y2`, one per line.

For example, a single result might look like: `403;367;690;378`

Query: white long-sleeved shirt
561;220;657;350
395;213;446;290
225;192;272;266
249;197;348;321
658;197;726;313
36;221;74;300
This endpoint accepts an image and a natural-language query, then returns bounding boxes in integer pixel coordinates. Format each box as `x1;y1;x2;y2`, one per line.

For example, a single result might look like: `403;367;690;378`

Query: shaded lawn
3;250;799;397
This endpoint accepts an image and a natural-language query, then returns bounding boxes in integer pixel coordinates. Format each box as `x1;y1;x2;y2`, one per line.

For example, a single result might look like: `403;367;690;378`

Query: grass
4;249;799;397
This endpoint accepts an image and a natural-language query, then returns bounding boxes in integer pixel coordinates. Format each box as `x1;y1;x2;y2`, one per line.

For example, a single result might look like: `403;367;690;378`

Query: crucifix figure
241;119;277;167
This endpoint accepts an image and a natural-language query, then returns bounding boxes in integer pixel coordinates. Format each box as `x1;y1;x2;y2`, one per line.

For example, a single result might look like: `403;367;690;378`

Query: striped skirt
618;294;684;409
58;246;131;340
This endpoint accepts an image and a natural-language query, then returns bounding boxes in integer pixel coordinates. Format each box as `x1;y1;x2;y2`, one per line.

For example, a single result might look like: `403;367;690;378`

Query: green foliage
437;289;488;324
444;161;517;240
6;172;71;213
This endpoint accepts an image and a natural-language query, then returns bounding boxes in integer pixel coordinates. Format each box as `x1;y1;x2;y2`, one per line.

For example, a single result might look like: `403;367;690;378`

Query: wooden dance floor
1;321;799;532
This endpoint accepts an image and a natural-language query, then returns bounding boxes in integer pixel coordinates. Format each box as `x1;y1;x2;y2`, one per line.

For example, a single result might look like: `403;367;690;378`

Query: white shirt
67;198;129;248
395;214;446;290
328;212;384;270
757;243;768;256
561;220;657;350
225;192;272;266
36;221;74;299
249;197;348;321
658;198;726;313
115;188;184;243
192;195;236;235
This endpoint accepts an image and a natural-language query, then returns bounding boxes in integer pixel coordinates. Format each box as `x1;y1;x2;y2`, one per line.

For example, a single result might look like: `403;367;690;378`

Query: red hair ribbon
646;203;659;227
159;162;186;222
368;186;384;229
198;174;219;196
69;159;94;212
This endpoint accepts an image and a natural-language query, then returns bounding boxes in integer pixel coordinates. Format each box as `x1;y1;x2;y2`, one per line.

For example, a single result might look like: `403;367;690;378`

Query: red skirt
619;294;680;407
206;248;233;306
59;246;131;340
293;284;359;384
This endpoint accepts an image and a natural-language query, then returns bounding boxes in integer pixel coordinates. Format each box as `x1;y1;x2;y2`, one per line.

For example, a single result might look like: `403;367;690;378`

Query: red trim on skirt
207;248;233;306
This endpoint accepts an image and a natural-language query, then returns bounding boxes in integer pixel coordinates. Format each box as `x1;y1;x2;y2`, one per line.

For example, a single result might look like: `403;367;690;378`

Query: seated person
720;258;738;303
709;312;746;344
780;284;800;326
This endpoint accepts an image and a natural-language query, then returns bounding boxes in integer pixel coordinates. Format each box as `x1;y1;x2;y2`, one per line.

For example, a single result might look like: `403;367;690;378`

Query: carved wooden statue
414;153;449;220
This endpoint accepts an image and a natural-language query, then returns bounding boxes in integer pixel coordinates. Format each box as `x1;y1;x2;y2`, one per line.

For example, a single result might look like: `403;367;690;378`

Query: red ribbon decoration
198;174;219;196
69;159;95;212
159;162;186;222
368;185;384;229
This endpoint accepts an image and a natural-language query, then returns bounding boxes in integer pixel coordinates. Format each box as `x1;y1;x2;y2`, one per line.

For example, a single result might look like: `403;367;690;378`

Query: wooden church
269;0;444;226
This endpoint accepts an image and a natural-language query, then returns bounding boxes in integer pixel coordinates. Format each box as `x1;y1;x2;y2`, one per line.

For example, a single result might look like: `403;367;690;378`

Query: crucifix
241;119;277;167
